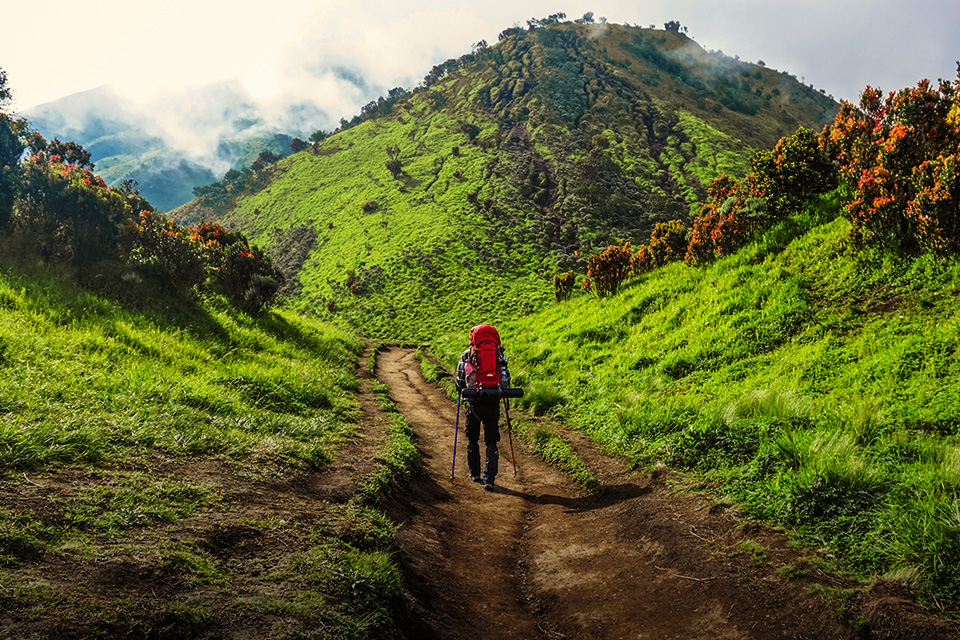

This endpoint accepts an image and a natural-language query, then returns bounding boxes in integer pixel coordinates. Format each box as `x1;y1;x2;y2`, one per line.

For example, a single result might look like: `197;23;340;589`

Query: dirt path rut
375;346;960;640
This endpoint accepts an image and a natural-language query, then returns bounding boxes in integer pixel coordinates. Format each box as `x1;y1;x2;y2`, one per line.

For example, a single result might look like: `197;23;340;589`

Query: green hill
175;22;838;341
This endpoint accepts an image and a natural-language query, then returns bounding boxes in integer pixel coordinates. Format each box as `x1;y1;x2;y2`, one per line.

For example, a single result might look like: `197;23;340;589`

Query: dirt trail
376;346;960;640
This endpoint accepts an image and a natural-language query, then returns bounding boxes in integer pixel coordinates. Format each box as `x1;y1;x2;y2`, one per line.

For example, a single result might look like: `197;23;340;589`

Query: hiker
455;324;511;491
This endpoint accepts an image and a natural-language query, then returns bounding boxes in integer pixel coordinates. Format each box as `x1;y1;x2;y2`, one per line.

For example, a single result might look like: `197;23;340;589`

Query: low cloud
584;21;611;40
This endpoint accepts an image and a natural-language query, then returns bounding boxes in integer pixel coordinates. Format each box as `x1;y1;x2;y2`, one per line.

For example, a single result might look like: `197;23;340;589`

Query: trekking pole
451;390;462;480
503;397;517;477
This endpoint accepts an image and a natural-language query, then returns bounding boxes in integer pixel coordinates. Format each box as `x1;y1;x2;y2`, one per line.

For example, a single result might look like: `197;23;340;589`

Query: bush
0;113;28;227
460;122;480;141
825;73;960;255
753;127;837;217
685;173;746;264
385;159;402;179
648;219;688;266
553;270;576;302
632;244;653;274
15;156;127;269
584;241;634;296
122;210;205;295
215;243;285;315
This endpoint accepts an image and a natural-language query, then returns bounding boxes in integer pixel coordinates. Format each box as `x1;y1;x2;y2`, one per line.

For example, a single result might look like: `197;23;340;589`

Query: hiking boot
483;480;495;491
471;475;483;484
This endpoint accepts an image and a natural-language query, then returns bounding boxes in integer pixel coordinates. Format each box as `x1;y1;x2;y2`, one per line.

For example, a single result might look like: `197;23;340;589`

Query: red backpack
468;324;502;389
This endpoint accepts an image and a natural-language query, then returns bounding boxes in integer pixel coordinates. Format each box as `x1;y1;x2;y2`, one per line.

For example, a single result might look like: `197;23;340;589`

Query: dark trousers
465;400;500;483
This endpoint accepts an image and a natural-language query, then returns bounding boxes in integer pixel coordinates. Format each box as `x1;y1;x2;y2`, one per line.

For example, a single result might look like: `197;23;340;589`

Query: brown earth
377;346;960;640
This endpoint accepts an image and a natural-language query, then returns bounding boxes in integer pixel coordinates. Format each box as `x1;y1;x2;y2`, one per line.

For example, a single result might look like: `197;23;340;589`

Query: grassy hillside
0;255;419;637
0;264;359;470
213;103;553;339
430;198;960;610
180;21;838;342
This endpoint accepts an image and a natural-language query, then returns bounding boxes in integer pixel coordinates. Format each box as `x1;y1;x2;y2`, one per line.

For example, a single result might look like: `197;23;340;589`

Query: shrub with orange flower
553;270;576;302
585;241;634;296
123;209;205;294
632;243;653;275
824;69;960;255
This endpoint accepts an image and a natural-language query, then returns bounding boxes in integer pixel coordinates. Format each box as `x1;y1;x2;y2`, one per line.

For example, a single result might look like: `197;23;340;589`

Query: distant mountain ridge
172;21;840;340
24;83;325;211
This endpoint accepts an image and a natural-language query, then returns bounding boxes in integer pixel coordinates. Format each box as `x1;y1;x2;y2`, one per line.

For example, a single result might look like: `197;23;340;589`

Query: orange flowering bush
824;69;960;254
753;127;837;217
585;241;634;296
632;243;653;275
215;241;284;314
553;270;576;302
188;221;237;249
185;220;285;314
123;210;205;293
685;174;748;264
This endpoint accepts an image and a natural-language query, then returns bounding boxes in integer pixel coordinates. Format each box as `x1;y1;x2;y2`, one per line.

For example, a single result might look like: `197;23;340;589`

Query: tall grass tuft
880;491;960;604
723;389;814;425
517;382;569;416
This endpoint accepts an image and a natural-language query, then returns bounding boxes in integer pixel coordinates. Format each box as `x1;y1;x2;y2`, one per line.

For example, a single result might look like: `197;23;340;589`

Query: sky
2;0;958;123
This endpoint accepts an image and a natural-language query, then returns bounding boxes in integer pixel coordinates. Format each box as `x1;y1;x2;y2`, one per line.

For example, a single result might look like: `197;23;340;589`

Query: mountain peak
182;20;838;340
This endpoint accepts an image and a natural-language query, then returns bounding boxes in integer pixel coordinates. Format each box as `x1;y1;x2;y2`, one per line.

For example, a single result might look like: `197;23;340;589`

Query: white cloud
3;0;958;114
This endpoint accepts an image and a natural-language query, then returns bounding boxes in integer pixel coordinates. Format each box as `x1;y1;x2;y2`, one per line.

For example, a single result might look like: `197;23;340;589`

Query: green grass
355;379;424;506
808;583;859;619
777;563;807;580
0;509;63;566
56;472;218;533
735;540;770;567
0;258;420;638
0;260;363;472
429;200;960;610
354;340;423;508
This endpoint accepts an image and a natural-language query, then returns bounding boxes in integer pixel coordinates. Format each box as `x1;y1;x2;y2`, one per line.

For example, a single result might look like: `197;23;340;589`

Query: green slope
0;259;362;471
0;255;422;636
180;21;838;342
429;201;960;608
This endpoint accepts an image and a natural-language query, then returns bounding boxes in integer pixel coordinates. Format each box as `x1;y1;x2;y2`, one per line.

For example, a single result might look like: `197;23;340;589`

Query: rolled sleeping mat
461;387;524;399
